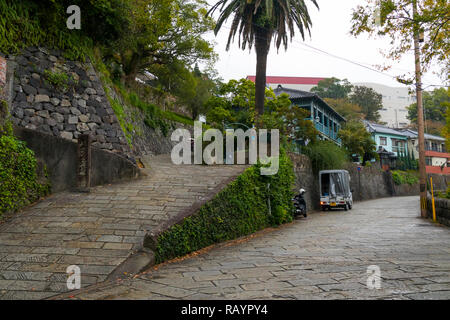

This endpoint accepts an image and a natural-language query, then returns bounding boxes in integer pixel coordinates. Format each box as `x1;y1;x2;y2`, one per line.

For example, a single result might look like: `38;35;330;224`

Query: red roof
425;150;450;159
426;166;450;175
246;76;326;85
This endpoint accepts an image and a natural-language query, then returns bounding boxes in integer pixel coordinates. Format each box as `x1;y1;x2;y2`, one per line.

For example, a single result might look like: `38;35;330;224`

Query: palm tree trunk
254;26;271;116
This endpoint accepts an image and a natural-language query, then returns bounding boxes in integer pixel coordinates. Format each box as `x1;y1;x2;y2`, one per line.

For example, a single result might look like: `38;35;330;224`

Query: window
380;137;387;145
426;157;432;166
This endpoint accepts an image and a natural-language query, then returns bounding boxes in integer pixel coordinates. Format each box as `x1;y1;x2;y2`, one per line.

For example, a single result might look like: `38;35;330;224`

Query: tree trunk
254;26;272;116
122;52;141;86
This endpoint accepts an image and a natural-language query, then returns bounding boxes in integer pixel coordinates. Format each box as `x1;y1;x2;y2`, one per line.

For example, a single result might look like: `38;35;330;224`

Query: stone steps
0;154;247;300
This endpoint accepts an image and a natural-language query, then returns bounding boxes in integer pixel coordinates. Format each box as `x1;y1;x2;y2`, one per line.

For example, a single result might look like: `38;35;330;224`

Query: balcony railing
425;146;447;153
392;146;407;154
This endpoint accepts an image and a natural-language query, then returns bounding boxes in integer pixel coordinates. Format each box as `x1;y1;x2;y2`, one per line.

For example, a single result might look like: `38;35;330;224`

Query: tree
110;0;216;85
208;0;319;116
303;141;348;174
350;0;450;81
176;67;216;120
351;0;449;218
324;98;363;121
444;104;450;150
311;78;354;99
407;87;449;123
338;121;378;163
205;78;319;143
350;86;383;122
259;91;319;144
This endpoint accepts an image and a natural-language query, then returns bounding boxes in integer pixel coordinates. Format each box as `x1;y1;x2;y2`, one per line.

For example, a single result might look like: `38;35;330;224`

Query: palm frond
208;0;319;51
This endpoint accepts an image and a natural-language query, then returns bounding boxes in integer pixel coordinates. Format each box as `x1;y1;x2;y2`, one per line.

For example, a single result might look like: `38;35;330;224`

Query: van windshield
321;172;346;197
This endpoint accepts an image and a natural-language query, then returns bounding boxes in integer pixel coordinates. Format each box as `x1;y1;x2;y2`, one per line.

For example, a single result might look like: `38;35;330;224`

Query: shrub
303;141;348;174
437;186;450;199
0;0;130;60
391;170;419;185
43;70;74;92
0;134;50;216
153;148;295;263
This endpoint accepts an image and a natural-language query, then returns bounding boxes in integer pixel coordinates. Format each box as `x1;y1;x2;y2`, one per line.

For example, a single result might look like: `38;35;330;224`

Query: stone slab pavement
65;196;450;300
0;155;247;300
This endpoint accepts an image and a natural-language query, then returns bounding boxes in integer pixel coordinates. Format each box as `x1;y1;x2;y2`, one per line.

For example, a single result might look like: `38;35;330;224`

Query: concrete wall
427;196;450;227
14;126;141;193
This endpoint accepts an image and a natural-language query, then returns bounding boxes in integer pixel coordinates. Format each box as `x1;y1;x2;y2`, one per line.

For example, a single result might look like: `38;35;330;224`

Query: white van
319;170;353;211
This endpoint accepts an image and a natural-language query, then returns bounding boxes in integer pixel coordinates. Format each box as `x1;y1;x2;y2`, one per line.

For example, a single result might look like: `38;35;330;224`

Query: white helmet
299;188;306;195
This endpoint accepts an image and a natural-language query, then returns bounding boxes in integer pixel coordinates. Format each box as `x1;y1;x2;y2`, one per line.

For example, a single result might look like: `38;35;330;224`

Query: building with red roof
246;76;326;92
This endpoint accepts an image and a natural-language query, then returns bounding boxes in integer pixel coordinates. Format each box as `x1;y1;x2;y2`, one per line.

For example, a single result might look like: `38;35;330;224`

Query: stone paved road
0;155;246;299
68;196;450;300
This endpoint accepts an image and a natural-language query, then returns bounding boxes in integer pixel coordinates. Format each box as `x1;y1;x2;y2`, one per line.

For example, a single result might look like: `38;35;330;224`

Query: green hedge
0;127;50;216
154;148;295;263
391;170;419;185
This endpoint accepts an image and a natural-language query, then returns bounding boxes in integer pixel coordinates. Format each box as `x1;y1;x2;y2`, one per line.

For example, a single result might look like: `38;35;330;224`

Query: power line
212;17;446;87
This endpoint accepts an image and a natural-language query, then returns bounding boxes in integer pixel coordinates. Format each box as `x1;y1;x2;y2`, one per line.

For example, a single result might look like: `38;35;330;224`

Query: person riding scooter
292;188;307;218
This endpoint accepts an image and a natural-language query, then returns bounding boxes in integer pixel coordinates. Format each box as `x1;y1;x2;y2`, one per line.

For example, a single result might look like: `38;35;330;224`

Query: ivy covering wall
154;148;295;263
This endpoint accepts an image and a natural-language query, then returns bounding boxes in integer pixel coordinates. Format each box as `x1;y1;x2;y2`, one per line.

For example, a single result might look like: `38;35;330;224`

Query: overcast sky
204;0;445;88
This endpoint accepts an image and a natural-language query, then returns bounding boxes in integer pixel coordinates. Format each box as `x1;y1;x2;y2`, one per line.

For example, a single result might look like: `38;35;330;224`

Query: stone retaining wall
0;55;6;89
427;196;450;227
5;47;131;156
289;153;319;211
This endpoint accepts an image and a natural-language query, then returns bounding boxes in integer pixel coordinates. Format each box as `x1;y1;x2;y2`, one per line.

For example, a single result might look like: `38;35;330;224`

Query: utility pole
412;0;427;218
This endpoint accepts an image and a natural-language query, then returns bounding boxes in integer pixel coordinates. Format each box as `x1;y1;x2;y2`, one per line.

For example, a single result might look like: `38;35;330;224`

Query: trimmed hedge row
154;148;295;263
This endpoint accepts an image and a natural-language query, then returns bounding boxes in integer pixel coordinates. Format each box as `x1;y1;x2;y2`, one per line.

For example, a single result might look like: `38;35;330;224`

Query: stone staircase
0;155;246;299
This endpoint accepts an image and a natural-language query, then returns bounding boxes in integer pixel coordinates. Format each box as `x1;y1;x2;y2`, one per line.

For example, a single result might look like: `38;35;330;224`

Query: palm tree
208;0;319;116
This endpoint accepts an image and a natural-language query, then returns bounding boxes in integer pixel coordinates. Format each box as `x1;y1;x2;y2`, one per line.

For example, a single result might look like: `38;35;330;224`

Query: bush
303;141;348;174
0;0;130;60
153;148;295;263
0;134;50;216
437;186;450;199
391;170;419;185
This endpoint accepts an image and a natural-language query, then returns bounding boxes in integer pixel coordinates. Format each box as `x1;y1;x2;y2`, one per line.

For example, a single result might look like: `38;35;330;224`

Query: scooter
292;188;307;218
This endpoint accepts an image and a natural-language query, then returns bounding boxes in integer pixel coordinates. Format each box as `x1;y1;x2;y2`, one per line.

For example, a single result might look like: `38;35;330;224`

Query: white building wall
431;157;447;167
354;82;414;128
